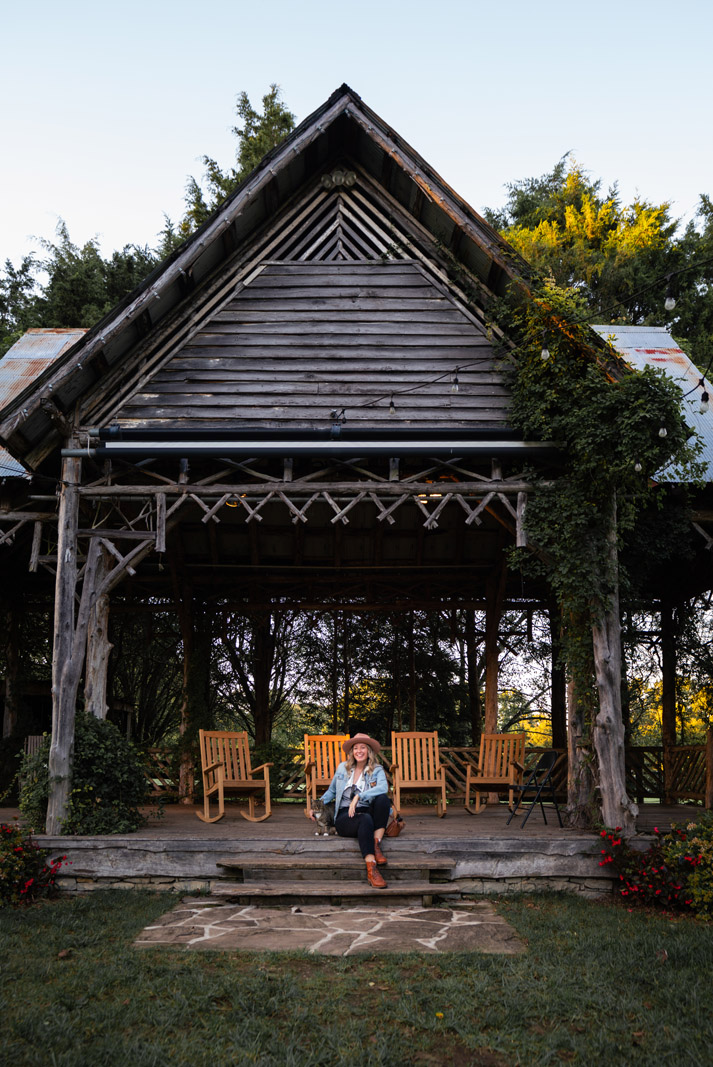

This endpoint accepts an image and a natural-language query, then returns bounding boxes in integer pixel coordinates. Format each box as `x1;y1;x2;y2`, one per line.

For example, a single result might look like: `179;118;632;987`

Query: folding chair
505;749;564;828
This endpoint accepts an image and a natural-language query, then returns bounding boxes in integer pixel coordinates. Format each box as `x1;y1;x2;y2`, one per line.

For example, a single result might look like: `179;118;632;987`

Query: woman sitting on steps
312;733;390;888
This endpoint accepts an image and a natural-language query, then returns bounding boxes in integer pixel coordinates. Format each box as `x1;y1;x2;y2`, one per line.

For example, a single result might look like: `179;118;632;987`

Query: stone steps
210;880;449;904
213;851;456;905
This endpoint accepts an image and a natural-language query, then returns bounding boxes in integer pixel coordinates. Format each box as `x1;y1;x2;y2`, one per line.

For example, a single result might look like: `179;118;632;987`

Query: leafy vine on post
503;280;703;834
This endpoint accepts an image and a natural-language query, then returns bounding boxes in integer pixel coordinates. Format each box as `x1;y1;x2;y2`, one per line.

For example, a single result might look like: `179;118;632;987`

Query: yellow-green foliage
663;813;713;919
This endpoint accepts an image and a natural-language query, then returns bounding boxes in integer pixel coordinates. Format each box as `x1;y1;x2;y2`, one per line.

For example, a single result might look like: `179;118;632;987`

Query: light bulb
634;461;643;472
451;368;460;393
699;391;710;415
658;427;668;438
540;345;550;361
664;273;676;312
389;395;396;416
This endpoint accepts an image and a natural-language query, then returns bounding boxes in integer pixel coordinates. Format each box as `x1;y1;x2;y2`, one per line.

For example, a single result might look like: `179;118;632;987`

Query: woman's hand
348;795;360;817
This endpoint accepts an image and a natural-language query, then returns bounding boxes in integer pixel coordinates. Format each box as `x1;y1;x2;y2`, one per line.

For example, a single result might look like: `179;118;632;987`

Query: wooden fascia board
0;97;354;450
341;100;531;291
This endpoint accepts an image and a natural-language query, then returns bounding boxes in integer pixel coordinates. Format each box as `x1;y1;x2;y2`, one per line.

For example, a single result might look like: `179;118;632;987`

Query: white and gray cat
310;798;337;835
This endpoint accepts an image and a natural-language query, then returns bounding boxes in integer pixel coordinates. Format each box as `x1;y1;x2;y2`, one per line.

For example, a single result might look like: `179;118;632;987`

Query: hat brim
343;733;381;755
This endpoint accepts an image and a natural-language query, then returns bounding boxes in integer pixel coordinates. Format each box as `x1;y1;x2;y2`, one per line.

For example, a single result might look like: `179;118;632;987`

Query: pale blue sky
2;0;711;265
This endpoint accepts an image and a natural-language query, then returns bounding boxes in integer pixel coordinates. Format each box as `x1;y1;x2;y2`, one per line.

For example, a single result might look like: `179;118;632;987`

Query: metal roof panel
592;325;713;481
0;328;86;412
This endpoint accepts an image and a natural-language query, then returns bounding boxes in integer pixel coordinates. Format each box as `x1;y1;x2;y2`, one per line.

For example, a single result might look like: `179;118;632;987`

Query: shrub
661;812;713;919
19;713;148;835
0;822;65;906
599;822;702;914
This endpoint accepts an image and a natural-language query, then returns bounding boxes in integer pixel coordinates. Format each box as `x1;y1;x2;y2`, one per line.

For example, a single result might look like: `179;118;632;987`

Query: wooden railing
141;736;713;808
626;747;664;803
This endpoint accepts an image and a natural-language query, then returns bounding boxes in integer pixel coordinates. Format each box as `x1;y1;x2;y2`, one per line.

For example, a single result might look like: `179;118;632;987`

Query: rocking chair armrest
251;762;273;775
511;760;525;774
203;759;224;775
304;759;316;772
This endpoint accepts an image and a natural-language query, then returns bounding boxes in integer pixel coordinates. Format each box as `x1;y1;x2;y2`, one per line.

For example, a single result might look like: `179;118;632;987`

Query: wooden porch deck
3;800;703;900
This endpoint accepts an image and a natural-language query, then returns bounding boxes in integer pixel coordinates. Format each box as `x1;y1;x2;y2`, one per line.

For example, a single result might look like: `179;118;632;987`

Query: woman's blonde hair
345;747;380;775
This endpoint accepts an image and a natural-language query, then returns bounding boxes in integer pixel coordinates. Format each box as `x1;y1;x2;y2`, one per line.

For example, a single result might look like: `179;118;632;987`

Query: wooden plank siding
116;261;509;430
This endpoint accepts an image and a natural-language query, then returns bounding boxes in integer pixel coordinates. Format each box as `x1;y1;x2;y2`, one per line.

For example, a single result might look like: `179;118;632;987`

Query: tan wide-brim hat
343;732;381;755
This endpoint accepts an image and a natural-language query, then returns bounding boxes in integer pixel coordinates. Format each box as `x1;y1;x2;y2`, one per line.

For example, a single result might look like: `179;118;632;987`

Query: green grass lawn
1;890;712;1066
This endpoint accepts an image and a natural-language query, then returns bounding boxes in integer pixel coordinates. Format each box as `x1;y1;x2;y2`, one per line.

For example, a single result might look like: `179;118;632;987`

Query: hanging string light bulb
389;394;396;416
664;274;676;312
451;367;460;393
699;390;710;415
540;332;550;361
634;461;643;472
658;427;668;438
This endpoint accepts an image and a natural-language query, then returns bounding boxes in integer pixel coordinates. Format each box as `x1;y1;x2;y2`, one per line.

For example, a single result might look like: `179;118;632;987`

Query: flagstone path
135;899;525;955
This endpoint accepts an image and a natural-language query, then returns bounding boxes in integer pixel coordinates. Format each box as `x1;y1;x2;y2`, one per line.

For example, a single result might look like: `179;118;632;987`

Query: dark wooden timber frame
2;86;710;833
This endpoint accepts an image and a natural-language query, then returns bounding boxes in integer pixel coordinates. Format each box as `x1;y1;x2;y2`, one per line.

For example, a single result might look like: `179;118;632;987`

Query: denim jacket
321;761;388;814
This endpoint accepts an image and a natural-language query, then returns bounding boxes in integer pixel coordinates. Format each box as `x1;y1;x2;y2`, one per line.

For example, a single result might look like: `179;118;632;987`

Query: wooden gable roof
0;85;535;472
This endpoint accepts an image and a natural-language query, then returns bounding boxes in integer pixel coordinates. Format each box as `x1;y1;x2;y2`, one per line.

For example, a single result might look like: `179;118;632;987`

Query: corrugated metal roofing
0;328;86;412
0;329;85;479
592;325;713;481
0;446;27;478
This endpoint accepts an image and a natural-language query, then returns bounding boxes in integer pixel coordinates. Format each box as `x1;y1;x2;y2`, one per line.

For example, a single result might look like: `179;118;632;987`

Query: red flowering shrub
599;825;692;911
0;822;66;907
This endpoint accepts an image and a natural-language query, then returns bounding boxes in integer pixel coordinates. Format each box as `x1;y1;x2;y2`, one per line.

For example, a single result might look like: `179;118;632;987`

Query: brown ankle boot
366;859;387;888
374;838;387;866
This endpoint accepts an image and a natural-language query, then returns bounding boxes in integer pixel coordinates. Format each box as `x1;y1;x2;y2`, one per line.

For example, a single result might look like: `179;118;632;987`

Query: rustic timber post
331;611;339;733
465;608;482;746
660;600;677;804
174;577;196;803
566;677;593;827
47;457;103;834
252;612;276;747
84;546;112;719
342;612;351;733
2;600;20;738
549;598;567;750
484;557;507;733
408;612;417;731
590;496;637;834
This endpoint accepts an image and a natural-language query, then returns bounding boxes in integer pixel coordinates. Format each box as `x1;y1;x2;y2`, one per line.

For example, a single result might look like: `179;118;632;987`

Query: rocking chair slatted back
197;729;272;824
304;733;349;815
390;730;447;817
464;732;526;814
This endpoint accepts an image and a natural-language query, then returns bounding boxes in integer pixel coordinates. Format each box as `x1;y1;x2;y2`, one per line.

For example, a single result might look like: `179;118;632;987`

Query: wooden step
210;880;449;904
217;852;455;872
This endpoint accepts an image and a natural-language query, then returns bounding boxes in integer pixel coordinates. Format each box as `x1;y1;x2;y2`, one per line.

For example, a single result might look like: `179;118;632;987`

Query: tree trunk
591;497;637;834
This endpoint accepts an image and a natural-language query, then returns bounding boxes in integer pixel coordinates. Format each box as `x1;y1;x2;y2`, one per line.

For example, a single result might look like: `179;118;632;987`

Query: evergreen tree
178;84;295;236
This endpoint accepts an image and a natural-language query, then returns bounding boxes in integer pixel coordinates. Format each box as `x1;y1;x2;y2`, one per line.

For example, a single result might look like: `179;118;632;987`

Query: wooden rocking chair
390;731;447;817
303;733;349;817
464;732;526;814
197;729;272;823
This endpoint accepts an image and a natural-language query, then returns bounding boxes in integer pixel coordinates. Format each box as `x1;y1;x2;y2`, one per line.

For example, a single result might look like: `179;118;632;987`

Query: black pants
334;793;391;858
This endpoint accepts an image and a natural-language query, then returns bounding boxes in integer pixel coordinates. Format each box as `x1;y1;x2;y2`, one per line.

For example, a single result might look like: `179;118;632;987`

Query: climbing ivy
500;281;704;684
